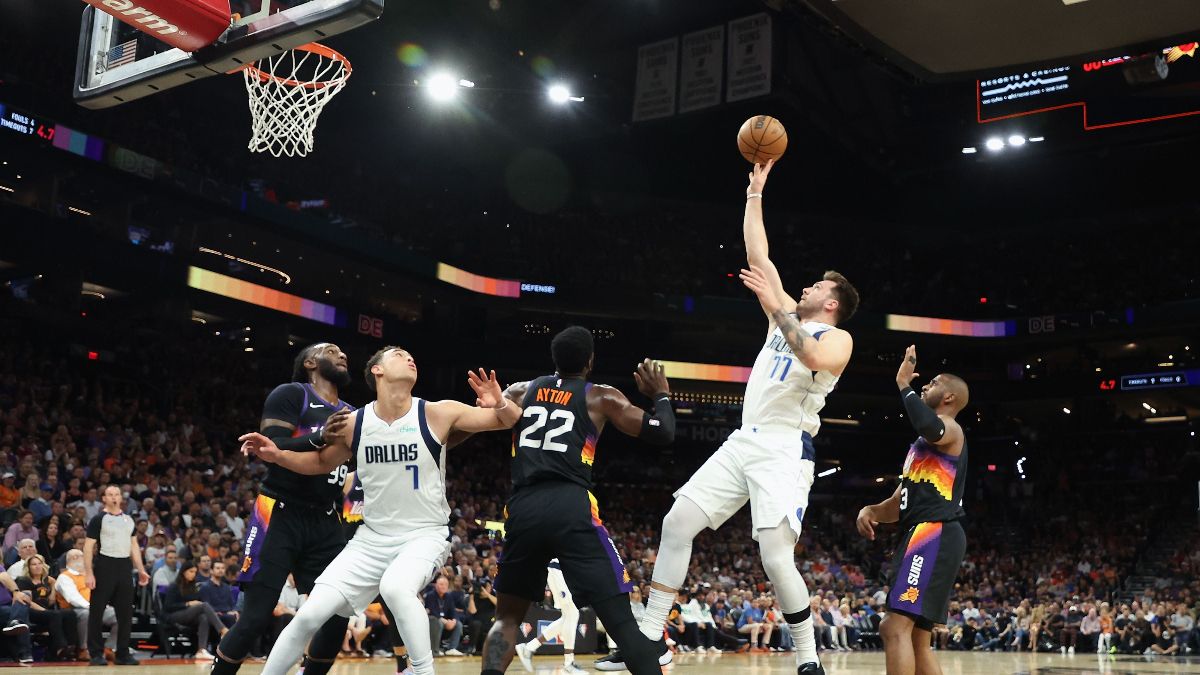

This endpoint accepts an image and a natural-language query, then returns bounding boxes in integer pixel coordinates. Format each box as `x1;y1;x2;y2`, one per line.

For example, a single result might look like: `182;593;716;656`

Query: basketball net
242;43;352;158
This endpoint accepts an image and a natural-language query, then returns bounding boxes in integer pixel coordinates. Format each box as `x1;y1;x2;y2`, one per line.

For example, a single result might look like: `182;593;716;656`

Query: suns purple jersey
897;437;968;530
260;382;354;508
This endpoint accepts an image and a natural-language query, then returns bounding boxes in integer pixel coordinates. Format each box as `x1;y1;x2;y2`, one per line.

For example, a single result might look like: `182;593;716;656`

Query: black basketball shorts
237;493;347;594
886;519;966;630
495;482;634;608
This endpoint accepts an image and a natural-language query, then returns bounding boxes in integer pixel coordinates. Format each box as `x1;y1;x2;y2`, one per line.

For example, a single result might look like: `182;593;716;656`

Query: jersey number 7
518;406;577;452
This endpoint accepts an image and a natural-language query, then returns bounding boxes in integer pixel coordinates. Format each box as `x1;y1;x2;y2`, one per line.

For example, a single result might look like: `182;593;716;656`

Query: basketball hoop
241;43;352;158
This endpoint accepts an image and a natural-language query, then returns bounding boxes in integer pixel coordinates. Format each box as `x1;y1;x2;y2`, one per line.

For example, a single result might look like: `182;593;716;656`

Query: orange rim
242;42;352;90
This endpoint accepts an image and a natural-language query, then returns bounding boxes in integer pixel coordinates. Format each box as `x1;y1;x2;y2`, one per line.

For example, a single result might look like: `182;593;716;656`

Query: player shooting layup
633;160;859;675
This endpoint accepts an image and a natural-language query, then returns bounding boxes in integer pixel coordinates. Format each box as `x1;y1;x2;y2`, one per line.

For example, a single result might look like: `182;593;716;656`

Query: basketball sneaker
797;662;825;674
562;663;588;674
593;641;672;671
514;641;535;672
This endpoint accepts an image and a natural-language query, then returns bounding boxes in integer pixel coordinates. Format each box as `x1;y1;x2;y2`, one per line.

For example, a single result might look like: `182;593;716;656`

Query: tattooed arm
741;264;853;374
771;309;853;374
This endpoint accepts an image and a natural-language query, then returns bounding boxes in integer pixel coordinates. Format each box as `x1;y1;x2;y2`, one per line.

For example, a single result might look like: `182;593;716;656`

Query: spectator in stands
0;473;19;509
37;521;68;568
736;596;770;651
29;488;54;525
809;597;833;650
1170;603;1194;654
152;550;180;590
0;568;34;664
343;610;371;657
198;561;238;627
18;475;40;510
195;555;212;584
681;590;717;653
1079;607;1100;653
53;549;116;662
425;576;464;657
4;511;37;556
163;561;227;661
1059;603;1083;654
834;603;855;651
468;575;496;657
223;504;244;541
16;554;74;661
7;539;36;578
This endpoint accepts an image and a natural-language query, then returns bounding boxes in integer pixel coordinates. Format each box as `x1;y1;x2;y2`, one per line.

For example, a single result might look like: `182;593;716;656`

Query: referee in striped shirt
84;485;150;666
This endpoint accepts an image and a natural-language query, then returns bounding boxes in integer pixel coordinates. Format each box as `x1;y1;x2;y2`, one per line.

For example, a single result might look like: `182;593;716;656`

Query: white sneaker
711;648;722;656
562;663;587;674
514;642;535;672
1061;647;1068;655
695;646;706;654
444;649;464;657
665;637;676;647
1068;647;1075;655
194;650;214;661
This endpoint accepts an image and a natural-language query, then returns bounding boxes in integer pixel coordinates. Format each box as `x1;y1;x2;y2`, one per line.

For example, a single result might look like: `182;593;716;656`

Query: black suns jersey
259;382;354;508
511;376;600;492
897;436;968;531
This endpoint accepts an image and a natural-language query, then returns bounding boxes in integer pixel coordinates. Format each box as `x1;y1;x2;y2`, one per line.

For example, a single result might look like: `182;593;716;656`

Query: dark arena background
1;0;1200;674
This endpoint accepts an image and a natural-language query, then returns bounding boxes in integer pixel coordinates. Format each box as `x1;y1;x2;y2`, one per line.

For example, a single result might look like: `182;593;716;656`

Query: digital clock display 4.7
0;104;56;143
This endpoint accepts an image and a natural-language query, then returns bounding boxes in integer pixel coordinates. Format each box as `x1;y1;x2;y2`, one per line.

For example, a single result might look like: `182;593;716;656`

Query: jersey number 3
518;406;576;452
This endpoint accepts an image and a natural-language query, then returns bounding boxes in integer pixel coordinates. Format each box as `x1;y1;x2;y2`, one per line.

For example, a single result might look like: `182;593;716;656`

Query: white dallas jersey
741;319;839;436
350;398;449;537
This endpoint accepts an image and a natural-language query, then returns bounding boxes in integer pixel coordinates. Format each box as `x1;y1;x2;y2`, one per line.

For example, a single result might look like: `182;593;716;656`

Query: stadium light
1029;136;1045;142
1063;407;1071;414
962;147;977;154
548;84;571;104
426;73;461;101
985;137;1004;151
1008;135;1026;147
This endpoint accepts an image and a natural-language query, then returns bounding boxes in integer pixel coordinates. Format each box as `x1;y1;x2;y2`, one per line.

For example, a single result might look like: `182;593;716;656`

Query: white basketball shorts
674;426;816;541
314;523;450;614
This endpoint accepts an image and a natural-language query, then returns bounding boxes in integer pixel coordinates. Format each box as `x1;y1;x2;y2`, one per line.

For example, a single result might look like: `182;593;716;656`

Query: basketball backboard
74;0;383;109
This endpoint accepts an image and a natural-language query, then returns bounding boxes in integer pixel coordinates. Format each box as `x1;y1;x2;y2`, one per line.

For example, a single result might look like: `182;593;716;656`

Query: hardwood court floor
14;651;1200;674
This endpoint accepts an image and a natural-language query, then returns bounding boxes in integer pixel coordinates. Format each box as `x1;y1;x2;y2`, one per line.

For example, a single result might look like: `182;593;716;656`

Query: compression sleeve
263;425;327;451
901;387;946;442
639;394;676;445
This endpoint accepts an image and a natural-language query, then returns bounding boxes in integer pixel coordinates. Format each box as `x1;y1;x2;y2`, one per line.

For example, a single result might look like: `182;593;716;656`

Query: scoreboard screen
977;41;1200;129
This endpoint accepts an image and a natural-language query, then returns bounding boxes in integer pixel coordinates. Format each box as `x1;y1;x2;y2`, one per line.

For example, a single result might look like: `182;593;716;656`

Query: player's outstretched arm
444;380;528;450
240;415;354;474
895;346;964;451
743;160;797;318
430;369;524;437
598;359;675;444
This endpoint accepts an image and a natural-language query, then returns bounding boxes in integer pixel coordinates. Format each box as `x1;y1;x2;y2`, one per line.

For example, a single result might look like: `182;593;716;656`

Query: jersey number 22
518;406;576;452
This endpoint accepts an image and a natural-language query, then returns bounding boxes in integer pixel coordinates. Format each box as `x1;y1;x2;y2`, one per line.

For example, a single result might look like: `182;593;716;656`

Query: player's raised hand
896;345;920;390
634;358;670;398
321;409;352;444
468;368;505;408
739;265;782;314
239;432;282;463
856;506;879;541
747;158;775;195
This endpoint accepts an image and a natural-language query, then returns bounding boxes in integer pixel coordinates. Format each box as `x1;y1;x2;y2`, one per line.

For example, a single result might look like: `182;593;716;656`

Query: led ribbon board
436;263;521;298
660;360;753;383
188;266;344;325
887;314;1015;338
